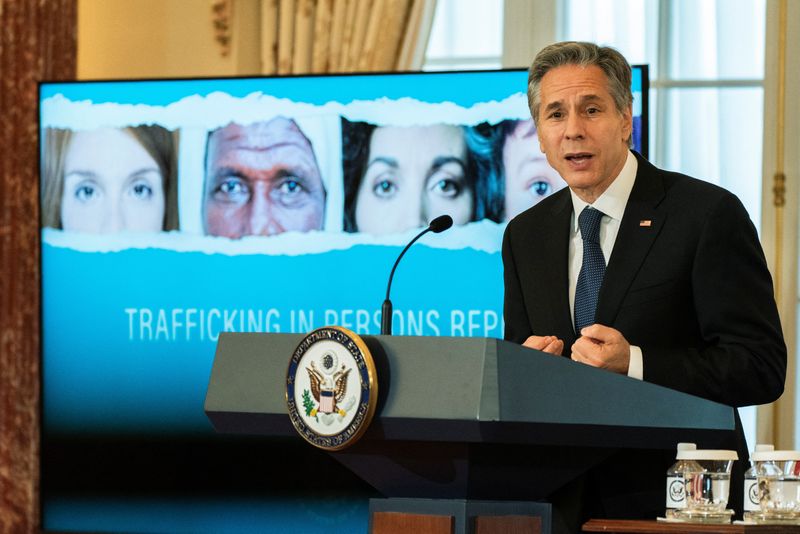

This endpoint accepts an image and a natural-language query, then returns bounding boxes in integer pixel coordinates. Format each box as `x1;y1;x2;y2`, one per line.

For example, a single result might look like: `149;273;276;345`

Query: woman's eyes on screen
427;166;465;199
73;181;100;203
129;180;155;200
429;177;462;198
371;177;398;198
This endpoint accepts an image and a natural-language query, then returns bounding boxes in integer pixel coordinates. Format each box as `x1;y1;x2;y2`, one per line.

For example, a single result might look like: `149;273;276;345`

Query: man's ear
622;105;633;142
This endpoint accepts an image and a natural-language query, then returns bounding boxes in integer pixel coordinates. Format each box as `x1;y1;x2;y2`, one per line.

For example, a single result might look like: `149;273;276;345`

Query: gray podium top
205;332;735;450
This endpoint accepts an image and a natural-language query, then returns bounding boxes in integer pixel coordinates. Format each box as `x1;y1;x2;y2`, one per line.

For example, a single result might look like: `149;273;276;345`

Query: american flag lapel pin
639;219;652;227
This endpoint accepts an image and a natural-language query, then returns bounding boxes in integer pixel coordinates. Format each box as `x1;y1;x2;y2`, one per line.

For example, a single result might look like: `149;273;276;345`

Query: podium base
368;497;551;534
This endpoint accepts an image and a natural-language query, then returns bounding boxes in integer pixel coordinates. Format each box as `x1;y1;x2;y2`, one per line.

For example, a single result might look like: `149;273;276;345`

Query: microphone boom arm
380;215;453;336
381;228;430;335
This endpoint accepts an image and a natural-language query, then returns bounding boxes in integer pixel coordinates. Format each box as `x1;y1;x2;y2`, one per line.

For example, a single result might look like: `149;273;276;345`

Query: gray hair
528;41;633;138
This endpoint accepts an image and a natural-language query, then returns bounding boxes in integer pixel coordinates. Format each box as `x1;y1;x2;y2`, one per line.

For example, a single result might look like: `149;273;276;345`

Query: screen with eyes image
40;67;648;533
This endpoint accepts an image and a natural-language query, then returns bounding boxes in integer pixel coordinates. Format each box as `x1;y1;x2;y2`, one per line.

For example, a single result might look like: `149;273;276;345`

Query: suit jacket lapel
538;189;574;342
595;155;666;327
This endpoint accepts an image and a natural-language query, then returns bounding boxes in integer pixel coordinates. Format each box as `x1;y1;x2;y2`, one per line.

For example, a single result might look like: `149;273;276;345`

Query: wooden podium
205;333;738;534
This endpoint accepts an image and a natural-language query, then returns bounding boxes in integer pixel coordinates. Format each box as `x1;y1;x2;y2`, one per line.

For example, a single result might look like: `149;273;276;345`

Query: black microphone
381;215;453;335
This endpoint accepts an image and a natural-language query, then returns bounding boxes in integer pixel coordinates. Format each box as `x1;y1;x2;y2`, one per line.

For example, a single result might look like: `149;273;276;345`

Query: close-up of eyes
212;176;250;203
428;175;463;198
274;175;311;206
528;179;552;198
128;179;155;200
370;174;398;199
427;158;466;199
73;180;101;203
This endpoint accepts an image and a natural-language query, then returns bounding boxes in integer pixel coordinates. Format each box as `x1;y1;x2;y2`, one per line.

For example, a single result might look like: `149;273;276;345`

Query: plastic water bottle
744;444;774;513
666;443;698;517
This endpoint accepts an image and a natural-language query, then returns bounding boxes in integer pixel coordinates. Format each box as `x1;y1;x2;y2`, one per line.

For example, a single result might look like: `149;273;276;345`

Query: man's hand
523;335;564;355
570;324;630;374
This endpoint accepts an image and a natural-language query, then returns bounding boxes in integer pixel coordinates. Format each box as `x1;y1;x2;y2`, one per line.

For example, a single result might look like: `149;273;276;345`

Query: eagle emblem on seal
304;350;352;418
287;325;378;450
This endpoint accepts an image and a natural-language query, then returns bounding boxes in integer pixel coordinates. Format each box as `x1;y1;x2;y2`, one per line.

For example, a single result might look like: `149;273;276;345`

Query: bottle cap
676;442;697;452
676;449;738;461
751;450;800;462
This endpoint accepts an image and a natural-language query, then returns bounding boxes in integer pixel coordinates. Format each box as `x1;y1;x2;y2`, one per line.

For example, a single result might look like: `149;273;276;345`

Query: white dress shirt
568;151;643;380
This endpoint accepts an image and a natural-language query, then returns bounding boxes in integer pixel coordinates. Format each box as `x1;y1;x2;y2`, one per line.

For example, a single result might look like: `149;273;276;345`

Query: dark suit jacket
502;152;786;520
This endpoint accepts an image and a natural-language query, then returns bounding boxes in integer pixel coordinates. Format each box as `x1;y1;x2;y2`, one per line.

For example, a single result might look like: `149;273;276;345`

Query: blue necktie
574;206;606;334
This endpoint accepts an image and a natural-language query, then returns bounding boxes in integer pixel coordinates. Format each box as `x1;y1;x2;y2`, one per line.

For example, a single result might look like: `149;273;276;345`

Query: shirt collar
570;150;638;233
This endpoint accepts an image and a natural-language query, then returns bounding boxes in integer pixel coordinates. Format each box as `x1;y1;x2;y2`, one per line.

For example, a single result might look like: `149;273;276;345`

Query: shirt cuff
627;345;643;380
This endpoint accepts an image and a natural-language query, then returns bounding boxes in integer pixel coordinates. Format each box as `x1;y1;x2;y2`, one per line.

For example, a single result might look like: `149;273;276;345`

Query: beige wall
77;0;261;79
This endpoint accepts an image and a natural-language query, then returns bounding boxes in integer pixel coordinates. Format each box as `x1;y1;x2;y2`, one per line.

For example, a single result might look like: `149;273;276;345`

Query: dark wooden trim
0;1;76;531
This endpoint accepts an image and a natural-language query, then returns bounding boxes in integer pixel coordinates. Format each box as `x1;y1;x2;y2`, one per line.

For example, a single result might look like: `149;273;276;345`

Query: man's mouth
564;153;594;170
565;152;593;164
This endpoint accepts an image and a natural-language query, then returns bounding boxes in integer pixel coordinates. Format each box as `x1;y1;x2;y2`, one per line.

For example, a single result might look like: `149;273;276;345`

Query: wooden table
582;519;800;533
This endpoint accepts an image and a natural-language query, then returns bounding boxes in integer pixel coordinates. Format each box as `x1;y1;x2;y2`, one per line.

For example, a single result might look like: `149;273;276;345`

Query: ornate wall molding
212;0;234;57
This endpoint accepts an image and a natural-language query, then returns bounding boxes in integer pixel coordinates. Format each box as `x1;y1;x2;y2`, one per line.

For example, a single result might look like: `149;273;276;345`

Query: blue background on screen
43;242;503;434
41;66;645;108
41;70;529;107
45;497;369;533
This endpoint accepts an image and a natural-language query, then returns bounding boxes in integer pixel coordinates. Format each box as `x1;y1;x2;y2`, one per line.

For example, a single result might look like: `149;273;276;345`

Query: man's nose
565;113;586;140
248;187;284;236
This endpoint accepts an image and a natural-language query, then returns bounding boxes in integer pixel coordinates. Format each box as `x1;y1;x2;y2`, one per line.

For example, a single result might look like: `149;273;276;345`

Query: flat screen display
40;66;649;533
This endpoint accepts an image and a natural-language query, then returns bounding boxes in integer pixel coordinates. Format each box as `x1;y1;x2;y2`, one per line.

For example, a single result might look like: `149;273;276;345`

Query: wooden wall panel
0;1;76;532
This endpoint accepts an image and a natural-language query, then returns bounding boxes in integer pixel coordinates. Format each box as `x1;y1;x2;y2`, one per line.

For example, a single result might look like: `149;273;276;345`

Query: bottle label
744;478;760;511
666;476;686;508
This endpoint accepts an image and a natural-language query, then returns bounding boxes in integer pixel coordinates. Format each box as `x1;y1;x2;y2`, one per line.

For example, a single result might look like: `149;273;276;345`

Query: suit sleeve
642;193;786;407
502;224;533;344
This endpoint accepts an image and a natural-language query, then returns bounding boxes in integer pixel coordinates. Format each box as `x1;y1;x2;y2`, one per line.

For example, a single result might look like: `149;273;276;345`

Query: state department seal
286;326;377;451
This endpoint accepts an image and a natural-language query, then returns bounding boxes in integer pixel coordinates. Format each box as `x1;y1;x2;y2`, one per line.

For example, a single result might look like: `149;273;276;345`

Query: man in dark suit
502;41;786;532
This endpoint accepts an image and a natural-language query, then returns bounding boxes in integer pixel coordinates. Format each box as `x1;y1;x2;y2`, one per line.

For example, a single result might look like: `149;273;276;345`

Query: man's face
204;118;326;238
536;64;632;202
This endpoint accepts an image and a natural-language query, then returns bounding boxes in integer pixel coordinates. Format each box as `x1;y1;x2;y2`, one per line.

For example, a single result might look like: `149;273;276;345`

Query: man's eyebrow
543;100;563;113
212;166;250;181
579;94;604;104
